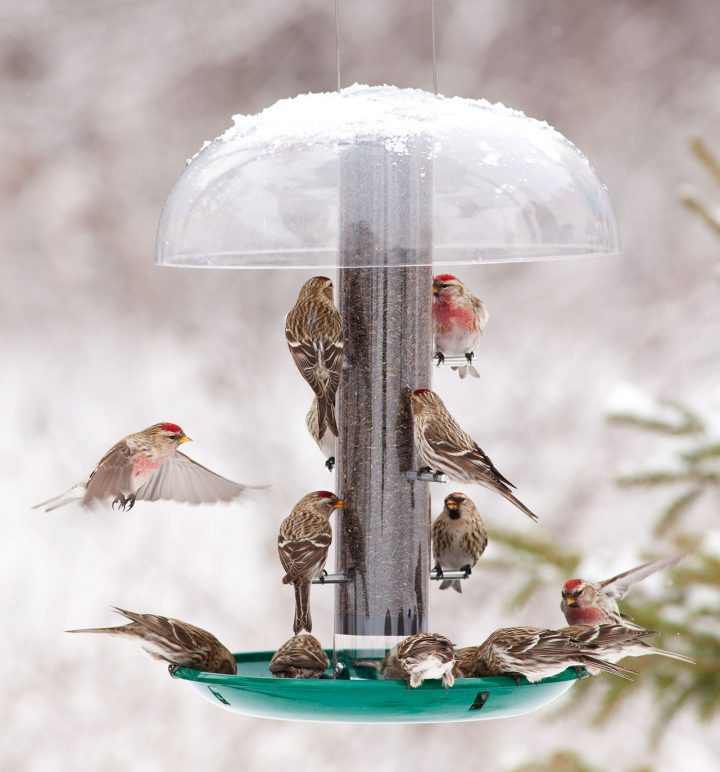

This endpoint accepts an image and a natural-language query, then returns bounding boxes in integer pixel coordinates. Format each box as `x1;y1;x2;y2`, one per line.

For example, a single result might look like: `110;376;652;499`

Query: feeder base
172;650;584;724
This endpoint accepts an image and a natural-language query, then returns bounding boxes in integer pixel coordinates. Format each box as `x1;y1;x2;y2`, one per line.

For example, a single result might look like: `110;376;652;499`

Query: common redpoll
306;397;337;471
432;492;488;593
278;490;344;634
34;422;261;511
269;633;330;678
285;277;343;440
67;607;236;675
560;624;695;670
409;389;538;521
433;274;489;379
381;633;456;689
453;626;634;683
561;554;685;628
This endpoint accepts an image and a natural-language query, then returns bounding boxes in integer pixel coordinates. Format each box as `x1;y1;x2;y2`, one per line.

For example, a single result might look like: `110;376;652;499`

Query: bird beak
334;499;345;509
432;285;440;296
179;436;192;443
446;501;458;511
564;596;577;607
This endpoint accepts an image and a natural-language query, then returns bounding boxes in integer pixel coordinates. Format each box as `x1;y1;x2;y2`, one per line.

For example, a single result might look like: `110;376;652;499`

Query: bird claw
465;351;474;364
417;466;432;476
318;569;328;584
168;664;179;678
432;470;445;482
112;495;126;511
462;564;472;578
434;563;444;580
125;494;136;511
325;456;336;472
434;352;445;367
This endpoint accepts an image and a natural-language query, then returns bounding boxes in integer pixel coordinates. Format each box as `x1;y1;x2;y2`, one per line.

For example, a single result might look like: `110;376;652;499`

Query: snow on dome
157;84;620;269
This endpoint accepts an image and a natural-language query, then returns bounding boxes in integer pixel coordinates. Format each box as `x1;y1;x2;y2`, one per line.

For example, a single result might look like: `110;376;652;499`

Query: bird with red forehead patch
409;388;538;521
278;491;344;634
432;274;488;379
34;422;264;512
561;554;686;628
285;276;343;441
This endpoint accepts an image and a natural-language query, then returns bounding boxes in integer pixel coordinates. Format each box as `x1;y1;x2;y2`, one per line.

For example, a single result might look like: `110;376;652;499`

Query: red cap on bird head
563;579;583;592
161;423;183;433
433;274;456;282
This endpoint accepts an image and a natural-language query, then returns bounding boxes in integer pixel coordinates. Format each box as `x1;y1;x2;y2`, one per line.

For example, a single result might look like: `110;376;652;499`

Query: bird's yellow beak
179;436;192;443
446;500;458;510
334;499;345;509
432;285;440;296
564;596;577;607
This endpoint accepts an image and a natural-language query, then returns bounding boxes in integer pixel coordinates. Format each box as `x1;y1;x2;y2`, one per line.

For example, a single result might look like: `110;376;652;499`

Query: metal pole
334;138;434;668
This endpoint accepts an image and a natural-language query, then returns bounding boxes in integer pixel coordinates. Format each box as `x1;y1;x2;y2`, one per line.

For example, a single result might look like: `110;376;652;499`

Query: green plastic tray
172;650;584;723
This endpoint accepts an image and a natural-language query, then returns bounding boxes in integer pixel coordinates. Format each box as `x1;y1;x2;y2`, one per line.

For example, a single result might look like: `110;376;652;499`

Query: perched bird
306;397;337;471
381;633;456;689
285;277;343;440
67;607;237;675
432;274;489;379
432;492;488;593
269;633;330;679
33;422;261;512
560;624;695;670
561;554;685;628
453;626;634;683
278;491;344;634
409;389;538;521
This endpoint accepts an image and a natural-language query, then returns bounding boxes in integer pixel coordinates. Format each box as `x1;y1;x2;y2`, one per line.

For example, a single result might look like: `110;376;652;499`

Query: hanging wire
430;0;438;94
335;0;341;91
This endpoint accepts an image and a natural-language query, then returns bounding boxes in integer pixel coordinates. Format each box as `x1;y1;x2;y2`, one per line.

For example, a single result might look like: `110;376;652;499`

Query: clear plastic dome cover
156;85;619;269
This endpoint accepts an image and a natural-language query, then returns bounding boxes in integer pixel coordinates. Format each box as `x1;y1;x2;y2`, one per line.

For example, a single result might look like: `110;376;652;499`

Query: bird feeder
158;85;618;722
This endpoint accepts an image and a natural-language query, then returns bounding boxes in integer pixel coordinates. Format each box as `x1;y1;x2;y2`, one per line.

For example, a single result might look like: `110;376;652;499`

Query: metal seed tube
334;138;433;661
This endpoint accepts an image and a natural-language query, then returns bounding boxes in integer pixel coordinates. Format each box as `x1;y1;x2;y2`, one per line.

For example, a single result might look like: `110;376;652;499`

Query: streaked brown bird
278;490;344;634
561;554;686;628
560;624;695;669
409;389;538;521
381;633;456;689
453;626;634;683
67;607;237;675
285;277;343;440
34;422;262;511
432;492;488;593
269;633;330;679
433;274;489;379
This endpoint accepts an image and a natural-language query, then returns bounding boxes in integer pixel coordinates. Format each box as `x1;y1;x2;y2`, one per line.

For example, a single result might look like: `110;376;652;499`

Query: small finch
67;607;237;675
33;422;261;511
433;274;489;379
560;624;695;670
453;626;634;683
409;389;538;521
285;277;343;440
306;397;337;471
278;490;344;634
432;492;488;593
269;633;330;678
561;554;685;628
381;633;456;689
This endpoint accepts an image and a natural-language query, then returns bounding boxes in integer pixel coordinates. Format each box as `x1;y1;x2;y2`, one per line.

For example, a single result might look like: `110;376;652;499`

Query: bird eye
441;283;449;289
170;433;180;440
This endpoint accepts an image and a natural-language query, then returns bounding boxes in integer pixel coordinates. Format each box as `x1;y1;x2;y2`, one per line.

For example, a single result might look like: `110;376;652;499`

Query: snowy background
2;1;719;770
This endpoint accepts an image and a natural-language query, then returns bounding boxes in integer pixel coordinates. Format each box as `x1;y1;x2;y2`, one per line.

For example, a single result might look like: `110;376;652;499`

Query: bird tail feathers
498;488;539;522
440;579;462;593
293;580;312;634
32;484;85;512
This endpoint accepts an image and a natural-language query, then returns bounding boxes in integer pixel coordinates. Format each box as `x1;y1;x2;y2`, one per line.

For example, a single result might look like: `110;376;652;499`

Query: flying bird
409;389;538;521
67;607;237;675
561;554;686;628
33;422;262;511
278;490;344;634
285;277;343;440
432;274;489;379
269;633;330;679
432;492;488;593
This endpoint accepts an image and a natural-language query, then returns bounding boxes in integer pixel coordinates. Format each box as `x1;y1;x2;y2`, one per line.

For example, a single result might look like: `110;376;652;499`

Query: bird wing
83;441;134;504
600;554;685;599
269;639;329;673
424;420;515;490
135;452;261;504
397;633;455;665
278;532;332;581
501;627;580;660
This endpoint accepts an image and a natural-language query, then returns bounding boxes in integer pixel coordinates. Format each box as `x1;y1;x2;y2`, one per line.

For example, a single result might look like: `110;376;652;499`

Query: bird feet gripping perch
112;493;136;512
434;352;445;367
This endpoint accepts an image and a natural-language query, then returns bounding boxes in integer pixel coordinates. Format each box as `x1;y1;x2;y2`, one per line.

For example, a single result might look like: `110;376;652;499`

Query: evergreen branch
491;528;579;574
690;137;720;188
654;487;704;537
